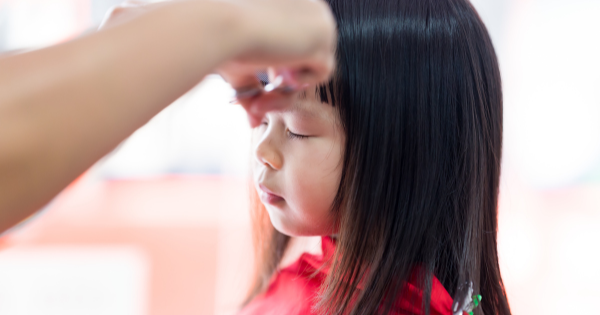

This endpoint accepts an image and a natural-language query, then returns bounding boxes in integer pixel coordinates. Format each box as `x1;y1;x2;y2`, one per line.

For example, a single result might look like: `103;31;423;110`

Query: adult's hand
101;0;337;128
217;0;337;127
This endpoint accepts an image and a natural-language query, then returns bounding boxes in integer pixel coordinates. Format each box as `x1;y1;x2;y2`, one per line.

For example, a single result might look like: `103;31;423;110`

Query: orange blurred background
0;0;599;314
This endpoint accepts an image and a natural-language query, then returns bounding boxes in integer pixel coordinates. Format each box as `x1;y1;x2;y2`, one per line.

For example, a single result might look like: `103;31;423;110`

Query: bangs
317;80;337;106
256;70;337;106
297;80;338;106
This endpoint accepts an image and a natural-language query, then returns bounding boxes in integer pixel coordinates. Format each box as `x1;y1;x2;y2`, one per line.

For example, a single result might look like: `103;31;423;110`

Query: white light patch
0;246;149;315
504;1;600;188
4;0;83;51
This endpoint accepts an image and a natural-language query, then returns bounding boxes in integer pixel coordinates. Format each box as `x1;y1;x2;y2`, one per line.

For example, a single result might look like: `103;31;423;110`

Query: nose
254;131;283;170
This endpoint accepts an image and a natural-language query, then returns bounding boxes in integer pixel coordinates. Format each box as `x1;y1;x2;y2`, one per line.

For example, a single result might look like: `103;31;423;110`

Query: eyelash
287;130;309;140
261;121;309;140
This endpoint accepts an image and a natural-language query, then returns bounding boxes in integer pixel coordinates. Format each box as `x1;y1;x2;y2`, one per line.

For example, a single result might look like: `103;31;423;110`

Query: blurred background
0;0;599;314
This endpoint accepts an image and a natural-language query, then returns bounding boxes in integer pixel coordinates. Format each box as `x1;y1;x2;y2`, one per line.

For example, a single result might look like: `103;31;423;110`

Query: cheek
286;140;343;231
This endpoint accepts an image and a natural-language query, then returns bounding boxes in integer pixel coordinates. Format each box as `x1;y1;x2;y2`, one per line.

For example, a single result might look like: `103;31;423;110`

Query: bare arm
0;0;335;233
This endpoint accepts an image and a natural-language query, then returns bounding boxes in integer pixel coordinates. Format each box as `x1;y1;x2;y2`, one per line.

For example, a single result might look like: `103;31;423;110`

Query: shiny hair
247;0;511;314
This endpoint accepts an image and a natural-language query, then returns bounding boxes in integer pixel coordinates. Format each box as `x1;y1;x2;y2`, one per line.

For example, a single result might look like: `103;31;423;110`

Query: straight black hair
247;0;511;314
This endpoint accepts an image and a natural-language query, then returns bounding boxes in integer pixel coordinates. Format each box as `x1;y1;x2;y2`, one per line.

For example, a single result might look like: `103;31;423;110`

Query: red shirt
240;237;461;315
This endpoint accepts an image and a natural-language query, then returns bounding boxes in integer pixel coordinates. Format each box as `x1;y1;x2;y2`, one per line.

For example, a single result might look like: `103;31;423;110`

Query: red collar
285;236;459;315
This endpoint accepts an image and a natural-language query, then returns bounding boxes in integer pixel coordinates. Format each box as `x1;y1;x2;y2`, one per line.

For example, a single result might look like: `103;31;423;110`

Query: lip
258;184;285;205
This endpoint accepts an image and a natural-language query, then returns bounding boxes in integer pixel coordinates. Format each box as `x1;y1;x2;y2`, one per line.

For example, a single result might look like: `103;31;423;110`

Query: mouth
258;184;285;205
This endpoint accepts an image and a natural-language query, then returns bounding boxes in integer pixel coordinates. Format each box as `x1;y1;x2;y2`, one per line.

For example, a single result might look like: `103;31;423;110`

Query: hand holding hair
0;0;336;233
103;0;337;128
217;0;337;127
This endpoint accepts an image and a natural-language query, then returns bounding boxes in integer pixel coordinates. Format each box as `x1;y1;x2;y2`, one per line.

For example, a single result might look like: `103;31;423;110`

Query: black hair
248;0;510;314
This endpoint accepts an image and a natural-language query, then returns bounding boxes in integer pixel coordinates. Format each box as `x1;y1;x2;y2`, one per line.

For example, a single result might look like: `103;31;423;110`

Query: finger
264;52;335;89
240;92;297;127
247;113;262;128
218;64;263;91
240;100;265;128
292;52;336;86
267;67;305;91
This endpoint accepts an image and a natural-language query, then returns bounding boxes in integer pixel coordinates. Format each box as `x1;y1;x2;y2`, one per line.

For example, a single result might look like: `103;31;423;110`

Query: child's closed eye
287;129;309;140
260;119;310;139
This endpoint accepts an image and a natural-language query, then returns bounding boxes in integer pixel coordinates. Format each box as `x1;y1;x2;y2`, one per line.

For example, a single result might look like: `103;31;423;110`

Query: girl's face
252;88;345;237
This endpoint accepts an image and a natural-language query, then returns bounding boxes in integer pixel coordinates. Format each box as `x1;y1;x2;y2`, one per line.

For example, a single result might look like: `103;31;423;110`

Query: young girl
241;0;511;314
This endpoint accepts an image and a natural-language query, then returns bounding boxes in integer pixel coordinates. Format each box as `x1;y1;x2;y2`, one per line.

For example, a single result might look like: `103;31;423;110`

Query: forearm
0;1;246;232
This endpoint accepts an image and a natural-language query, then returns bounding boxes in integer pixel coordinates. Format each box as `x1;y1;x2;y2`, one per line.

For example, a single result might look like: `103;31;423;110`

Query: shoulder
239;257;325;315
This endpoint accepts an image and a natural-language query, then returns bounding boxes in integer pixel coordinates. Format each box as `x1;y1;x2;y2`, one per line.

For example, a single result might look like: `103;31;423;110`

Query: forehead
283;88;334;120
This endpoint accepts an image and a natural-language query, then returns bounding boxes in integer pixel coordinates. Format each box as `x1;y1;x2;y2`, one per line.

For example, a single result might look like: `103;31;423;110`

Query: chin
266;210;304;237
265;206;333;237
